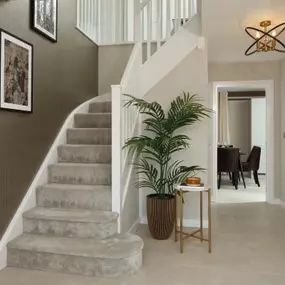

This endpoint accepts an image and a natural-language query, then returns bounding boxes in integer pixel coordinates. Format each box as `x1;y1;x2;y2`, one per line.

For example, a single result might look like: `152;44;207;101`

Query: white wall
281;59;285;202
141;48;209;223
251;98;266;174
209;61;282;200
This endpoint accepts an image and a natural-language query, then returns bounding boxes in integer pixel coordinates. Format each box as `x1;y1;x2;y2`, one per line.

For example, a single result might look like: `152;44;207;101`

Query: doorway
211;80;274;204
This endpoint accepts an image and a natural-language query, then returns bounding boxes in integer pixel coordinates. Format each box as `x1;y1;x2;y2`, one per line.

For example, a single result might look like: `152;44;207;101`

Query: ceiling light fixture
245;20;285;56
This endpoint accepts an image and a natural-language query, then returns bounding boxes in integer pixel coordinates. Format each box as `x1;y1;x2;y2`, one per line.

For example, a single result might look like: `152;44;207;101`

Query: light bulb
256;32;261;38
272;30;276;37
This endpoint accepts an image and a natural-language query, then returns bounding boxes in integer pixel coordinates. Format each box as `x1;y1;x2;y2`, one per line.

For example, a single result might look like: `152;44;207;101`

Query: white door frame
211;80;274;203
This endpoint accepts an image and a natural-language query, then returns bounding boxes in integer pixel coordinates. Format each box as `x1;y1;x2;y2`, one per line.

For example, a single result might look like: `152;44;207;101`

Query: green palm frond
167;135;190;154
123;91;212;197
124;94;167;135
166;92;212;133
124;94;165;120
166;163;205;194
123;135;153;156
134;158;168;195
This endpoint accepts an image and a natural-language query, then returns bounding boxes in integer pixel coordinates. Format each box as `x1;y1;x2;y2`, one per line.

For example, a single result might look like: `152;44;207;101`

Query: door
251;98;266;174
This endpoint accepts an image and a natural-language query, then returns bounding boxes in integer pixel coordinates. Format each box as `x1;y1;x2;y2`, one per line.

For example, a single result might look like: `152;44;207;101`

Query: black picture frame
0;29;34;113
31;0;58;43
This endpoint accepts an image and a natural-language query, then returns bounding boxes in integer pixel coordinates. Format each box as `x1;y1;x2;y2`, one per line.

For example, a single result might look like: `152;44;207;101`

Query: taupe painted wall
209;61;281;199
98;43;163;95
98;45;133;95
0;0;98;238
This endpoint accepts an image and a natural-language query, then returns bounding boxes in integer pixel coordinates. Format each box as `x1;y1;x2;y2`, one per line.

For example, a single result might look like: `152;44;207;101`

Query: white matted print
0;30;33;112
32;0;58;42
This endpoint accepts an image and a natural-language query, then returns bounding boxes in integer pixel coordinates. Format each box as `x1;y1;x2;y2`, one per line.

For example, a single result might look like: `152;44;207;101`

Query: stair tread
8;233;144;259
50;163;111;167
59;144;111;147
76;113;111;116
68;128;111;130
23;207;118;223
40;183;111;191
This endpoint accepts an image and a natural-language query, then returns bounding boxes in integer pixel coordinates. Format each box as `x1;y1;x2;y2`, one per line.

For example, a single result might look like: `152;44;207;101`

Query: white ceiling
202;0;285;62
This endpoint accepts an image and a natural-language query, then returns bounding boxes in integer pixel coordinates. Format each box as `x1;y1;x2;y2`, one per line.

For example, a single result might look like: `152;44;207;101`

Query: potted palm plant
124;92;211;240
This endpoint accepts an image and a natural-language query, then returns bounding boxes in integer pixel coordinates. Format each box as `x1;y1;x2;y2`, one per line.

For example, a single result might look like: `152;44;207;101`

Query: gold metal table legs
175;189;212;254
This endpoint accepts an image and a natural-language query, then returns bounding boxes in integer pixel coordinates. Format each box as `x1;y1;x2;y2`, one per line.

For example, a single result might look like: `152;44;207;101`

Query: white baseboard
140;216;209;228
268;199;285;208
269;199;283;205
0;94;111;270
276;199;285;208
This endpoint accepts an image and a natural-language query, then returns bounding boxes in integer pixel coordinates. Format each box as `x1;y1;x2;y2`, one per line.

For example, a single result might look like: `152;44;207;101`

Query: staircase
6;100;144;278
0;0;202;277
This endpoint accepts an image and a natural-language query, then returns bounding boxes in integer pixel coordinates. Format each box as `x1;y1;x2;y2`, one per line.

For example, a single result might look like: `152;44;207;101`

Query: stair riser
37;188;112;211
23;218;117;239
7;249;142;278
89;102;111;113
67;129;111;145
74;114;111;128
48;166;111;185
58;146;111;164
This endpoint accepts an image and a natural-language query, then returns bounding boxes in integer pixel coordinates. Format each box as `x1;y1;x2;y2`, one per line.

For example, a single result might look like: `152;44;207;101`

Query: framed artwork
31;0;58;42
0;29;33;113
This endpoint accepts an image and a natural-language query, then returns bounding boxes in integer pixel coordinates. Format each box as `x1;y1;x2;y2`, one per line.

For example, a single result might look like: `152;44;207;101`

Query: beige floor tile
218;175;266;203
0;202;285;284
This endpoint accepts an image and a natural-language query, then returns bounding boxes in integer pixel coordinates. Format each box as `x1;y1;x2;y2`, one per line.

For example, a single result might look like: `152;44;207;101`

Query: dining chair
242;146;261;187
217;148;240;190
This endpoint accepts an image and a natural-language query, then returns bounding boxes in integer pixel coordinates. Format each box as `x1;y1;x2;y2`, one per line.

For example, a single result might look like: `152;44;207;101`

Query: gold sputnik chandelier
245;20;285;56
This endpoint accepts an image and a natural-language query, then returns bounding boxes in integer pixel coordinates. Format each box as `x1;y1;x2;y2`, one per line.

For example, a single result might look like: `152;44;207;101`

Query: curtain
218;91;230;145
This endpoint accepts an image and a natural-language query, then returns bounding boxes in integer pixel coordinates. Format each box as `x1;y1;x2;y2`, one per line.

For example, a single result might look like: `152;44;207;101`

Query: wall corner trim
140;216;209;229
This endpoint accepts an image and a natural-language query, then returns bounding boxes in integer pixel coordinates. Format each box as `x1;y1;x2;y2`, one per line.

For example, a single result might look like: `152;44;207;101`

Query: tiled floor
1;202;285;284
218;175;266;203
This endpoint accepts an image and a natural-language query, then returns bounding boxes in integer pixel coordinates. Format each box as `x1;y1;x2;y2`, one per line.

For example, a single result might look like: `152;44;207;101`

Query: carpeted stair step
89;101;111;113
48;163;111;185
58;145;111;164
74;113;111;128
36;184;111;211
67;128;111;145
7;233;143;278
23;207;118;239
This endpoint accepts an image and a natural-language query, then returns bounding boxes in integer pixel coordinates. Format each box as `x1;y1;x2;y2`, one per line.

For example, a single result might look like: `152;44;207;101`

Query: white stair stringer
140;26;205;96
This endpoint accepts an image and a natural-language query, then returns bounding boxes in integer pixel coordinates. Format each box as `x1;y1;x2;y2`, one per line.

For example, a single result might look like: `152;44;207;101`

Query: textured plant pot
147;194;175;240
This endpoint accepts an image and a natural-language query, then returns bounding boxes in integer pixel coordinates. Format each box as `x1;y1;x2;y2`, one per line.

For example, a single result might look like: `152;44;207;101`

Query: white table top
175;184;210;192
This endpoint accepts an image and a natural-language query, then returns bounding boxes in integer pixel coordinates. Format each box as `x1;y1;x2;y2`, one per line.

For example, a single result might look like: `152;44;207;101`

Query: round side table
174;185;212;254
